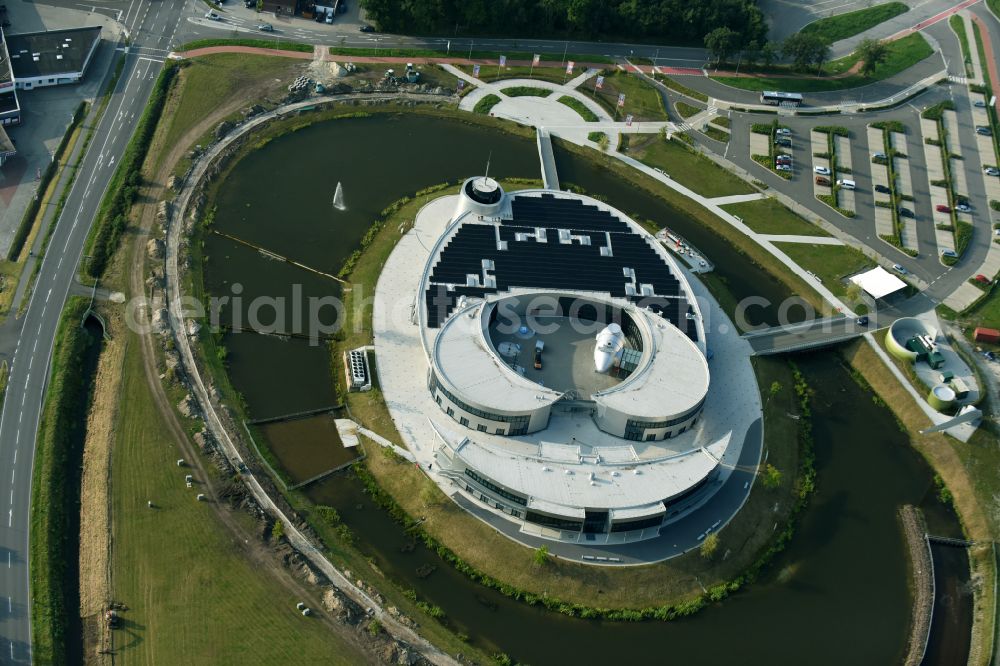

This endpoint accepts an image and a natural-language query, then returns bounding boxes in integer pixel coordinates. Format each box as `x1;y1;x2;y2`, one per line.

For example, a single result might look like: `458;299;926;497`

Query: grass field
557;95;599;121
722;198;830;237
158;54;303;171
800;2;908;42
457;64;569;84
712;33;934;93
630;136;756;198
959;284;1000;329
951;15;974;78
772;241;874;298
182;38;313;52
675;101;700;118
592;70;667;121
110;339;368;665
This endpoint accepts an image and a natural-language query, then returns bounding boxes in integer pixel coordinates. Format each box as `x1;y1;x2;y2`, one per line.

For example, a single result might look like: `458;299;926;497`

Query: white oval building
399;178;734;543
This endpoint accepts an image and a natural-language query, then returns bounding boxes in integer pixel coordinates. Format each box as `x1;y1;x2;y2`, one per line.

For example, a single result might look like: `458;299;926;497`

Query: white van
836;179;856;190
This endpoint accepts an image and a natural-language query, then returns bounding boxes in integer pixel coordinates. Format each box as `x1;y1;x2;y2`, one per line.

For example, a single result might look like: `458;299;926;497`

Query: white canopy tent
849;266;907;300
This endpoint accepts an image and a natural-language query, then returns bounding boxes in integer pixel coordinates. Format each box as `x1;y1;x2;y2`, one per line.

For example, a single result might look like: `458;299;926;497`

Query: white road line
8;509;12;527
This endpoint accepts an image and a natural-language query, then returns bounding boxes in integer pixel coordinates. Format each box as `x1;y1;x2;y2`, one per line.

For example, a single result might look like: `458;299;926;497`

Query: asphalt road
0;2;188;661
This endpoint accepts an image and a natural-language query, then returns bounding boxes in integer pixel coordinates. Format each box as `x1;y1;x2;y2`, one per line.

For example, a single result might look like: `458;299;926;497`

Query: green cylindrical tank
927;384;956;411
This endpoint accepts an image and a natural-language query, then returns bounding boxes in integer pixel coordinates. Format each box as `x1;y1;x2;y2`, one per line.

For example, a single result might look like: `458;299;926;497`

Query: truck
974;327;1000;344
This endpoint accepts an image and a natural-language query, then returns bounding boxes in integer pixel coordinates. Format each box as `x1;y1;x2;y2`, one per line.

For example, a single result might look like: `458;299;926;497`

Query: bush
181;38;313;52
473;94;502;115
501;85;551;97
557;95;598;121
871;120;906;133
812;125;850;137
86;63;180;277
921;100;955;120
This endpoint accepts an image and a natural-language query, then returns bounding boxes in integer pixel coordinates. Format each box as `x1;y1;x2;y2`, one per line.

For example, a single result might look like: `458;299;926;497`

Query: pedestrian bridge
536;128;560;190
743;316;869;355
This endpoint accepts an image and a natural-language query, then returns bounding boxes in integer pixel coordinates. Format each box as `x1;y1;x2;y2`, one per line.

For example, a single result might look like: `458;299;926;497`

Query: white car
892;263;907;275
985;167;1000;177
205;11;221;19
776;164;792;172
956;203;972;213
776;128;791;135
814;166;831;176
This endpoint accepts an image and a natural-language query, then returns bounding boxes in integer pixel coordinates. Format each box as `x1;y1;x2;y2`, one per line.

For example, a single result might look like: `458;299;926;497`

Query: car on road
205;11;221;19
874;184;891;194
986;351;998;362
814;166;831;175
360;24;375;32
815;175;831;186
936;204;951;213
975;100;987;108
898;207;914;218
257;23;273;31
856;316;870;327
776;127;791;135
956;203;972;213
985;167;1000;177
871;152;887;160
977;126;993;136
776;164;792;172
941;249;958;259
892;263;907;275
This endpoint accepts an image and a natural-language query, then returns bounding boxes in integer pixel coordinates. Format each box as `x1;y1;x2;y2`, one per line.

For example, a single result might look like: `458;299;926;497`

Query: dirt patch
78;327;125;663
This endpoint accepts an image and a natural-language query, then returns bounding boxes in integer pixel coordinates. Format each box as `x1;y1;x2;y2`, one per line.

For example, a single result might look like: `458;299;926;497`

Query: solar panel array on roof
426;195;696;341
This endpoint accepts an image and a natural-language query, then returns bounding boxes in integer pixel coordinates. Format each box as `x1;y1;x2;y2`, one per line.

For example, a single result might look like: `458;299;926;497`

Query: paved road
0;1;188;661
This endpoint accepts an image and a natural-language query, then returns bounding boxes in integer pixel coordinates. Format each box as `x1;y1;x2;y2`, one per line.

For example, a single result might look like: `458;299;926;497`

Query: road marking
8;509;12;527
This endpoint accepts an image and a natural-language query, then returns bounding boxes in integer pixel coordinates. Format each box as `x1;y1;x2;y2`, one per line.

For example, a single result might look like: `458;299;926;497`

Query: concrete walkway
707;193;765;206
758;234;844;245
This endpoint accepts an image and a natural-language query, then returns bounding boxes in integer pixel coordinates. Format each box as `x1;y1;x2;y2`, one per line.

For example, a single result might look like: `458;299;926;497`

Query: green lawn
182;38;313;53
960;284;1000;329
593;70;668;121
712;33;934;93
800;2;908;43
631;137;756;197
456;64;569;84
473;94;502;114
772;242;874;299
558;95;599;121
159;54;302;170
951;15;973;78
111;339;368;665
675;101;701;118
722;198;830;237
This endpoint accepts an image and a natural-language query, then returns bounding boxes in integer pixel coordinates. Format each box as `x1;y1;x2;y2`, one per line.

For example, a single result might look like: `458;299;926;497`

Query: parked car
856;315;870;327
985;167;1000;177
257;23;273;31
776;127;791;135
941;249;958;259
360;24;375;32
956;203;972;213
936;204;951;213
871;152;887;160
814;166;831;175
977;126;993;136
975;100;987;108
874;184;891;194
892;263;907;275
776;164;792;172
898;207;915;218
776;155;792;163
775;138;792;147
815;175;831;186
325;12;334;23
836;178;855;190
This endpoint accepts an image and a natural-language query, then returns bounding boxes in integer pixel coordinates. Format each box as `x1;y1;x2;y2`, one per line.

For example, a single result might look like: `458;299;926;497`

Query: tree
760;41;779;68
533;544;550;565
743;40;760;69
700;533;719;559
256;0;263;12
856;38;890;76
704;26;738;66
271;519;285;542
782;33;830;71
769;381;782;399
761;463;783;489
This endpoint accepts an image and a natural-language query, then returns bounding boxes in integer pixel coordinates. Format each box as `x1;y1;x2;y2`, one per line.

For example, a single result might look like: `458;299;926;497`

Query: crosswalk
948;74;970;85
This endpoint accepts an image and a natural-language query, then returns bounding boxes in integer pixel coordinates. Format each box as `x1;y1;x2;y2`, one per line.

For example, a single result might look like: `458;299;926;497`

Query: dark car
775;138;791;147
898;207;914;218
856;316;870;327
360;24;375;32
874;184;891;194
977;126;993;136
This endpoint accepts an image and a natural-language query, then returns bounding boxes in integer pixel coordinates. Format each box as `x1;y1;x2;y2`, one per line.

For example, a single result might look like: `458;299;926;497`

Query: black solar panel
425;194;695;339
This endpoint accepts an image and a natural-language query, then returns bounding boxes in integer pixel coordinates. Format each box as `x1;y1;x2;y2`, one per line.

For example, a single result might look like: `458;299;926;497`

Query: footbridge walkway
536;128;559;190
743;316;870;355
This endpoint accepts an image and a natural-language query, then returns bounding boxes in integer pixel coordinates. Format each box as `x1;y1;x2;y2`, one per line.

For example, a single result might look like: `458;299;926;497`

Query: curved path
164;92;462;666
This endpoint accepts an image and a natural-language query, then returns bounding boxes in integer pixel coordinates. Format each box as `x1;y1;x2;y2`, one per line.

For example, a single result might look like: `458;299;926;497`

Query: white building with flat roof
374;177;759;546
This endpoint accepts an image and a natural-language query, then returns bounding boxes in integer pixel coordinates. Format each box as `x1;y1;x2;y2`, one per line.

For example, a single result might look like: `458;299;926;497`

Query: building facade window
525;510;583;531
623;398;705;441
464;468;528;506
430;372;531;435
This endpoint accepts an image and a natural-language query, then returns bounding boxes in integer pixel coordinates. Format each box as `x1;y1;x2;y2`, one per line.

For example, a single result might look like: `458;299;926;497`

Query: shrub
473;94;502;115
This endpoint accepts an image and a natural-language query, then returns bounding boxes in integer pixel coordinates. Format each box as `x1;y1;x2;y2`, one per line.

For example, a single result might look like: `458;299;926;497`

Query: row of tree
359;0;767;44
704;27;891;75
